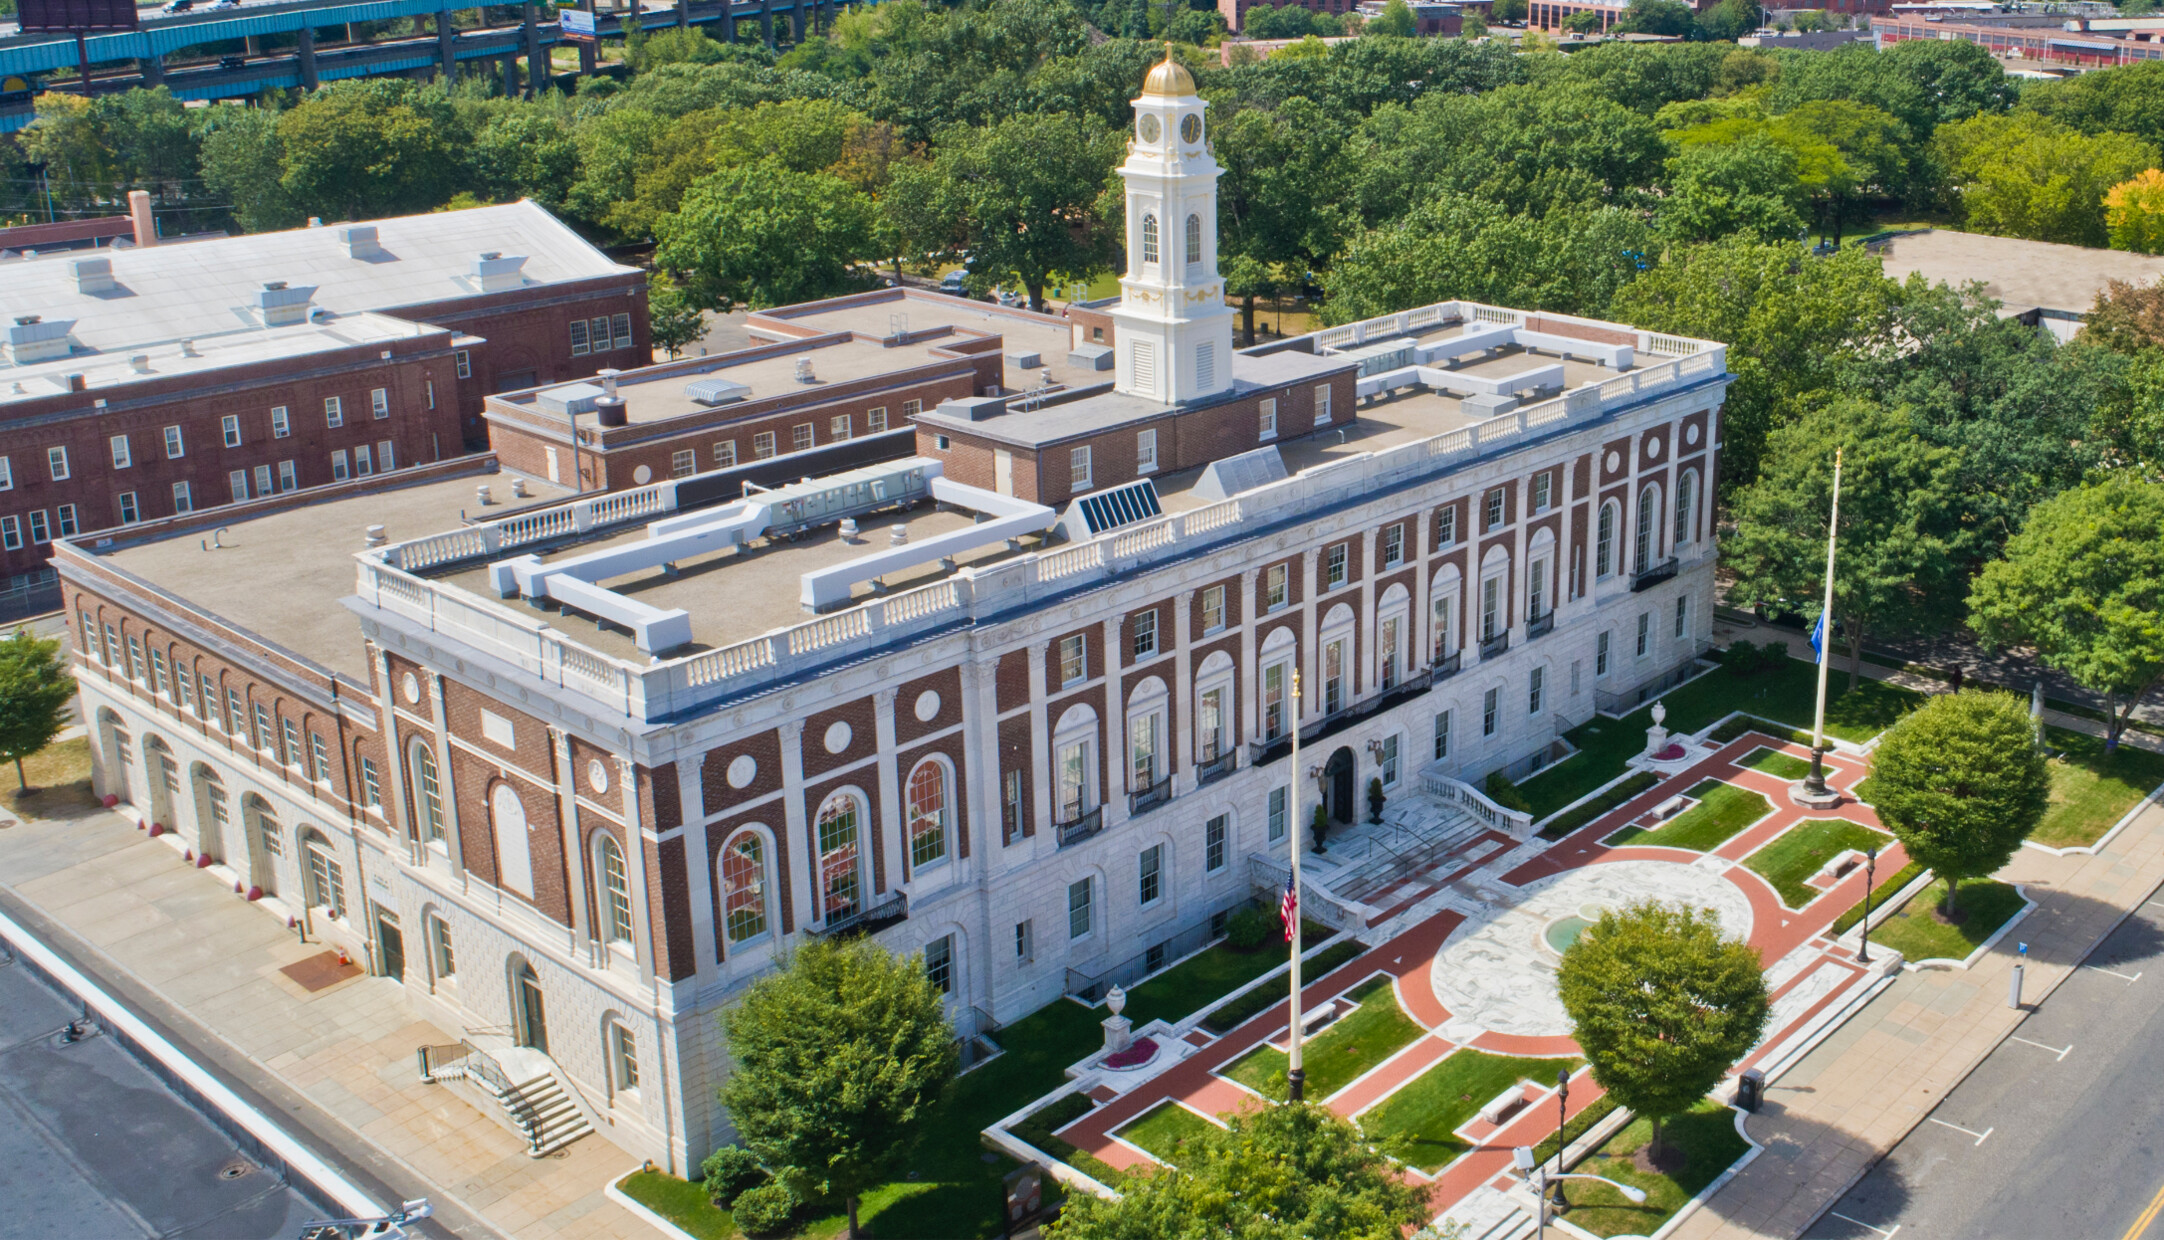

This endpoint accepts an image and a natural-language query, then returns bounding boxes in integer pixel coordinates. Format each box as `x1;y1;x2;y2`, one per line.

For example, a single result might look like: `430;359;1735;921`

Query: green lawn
1515;661;1923;819
1116;1102;1222;1165
1830;860;1924;935
1605;779;1772;852
1870;879;2027;963
1741;746;1813;781
1223;975;1426;1101
2033;727;2164;850
1742;819;1891;909
619;1170;751;1240
1560;1100;1752;1238
1200;938;1368;1035
1360;1052;1579;1173
1011;1094;1128;1189
1539;771;1661;840
1119;925;1326;1028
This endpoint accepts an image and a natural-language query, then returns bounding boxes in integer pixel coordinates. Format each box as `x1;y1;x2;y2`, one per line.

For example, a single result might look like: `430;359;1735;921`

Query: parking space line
2088;965;2145;983
2010;1035;2073;1061
1926;1117;1993;1145
1828;1212;1901;1237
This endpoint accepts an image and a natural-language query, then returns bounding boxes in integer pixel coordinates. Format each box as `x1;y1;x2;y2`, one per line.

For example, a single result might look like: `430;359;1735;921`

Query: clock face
1180;113;1202;144
1139;114;1162;143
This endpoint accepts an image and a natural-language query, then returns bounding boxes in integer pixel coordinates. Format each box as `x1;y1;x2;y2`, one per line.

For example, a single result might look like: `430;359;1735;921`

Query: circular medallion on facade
587;759;610;794
1138;114;1162;143
1646;436;1664;460
914;690;941;722
401;672;421;705
1686;422;1701;447
1180;113;1201;144
727;754;757;789
1604;450;1621;474
633;464;653;484
824;721;853;753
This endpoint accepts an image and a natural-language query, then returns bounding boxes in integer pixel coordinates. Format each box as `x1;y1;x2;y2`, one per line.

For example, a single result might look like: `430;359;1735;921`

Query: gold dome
1141;44;1196;97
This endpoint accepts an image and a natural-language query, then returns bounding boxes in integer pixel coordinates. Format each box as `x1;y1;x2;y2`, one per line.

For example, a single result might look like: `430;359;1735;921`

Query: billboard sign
16;0;141;31
558;8;596;39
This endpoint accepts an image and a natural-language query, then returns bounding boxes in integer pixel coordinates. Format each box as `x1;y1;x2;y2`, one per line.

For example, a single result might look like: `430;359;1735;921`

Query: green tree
0;630;75;791
1660;135;1808;245
1934;111;2159;247
1693;0;1760;43
1492;0;1527;22
1867;691;2049;913
1214;98;1356;342
718;937;957;1239
1969;479;2164;751
1563;9;1604;33
1615;0;1695;36
1460;11;1489;37
275;80;472;221
646;269;707;359
195;103;300;233
2019;57;2164;152
1047;1103;1430;1240
656;158;876;311
2107;169;2164;255
1324;192;1654;322
2083;277;2164;355
1557;902;1769;1158
1368;0;1417;36
1724;399;1968;690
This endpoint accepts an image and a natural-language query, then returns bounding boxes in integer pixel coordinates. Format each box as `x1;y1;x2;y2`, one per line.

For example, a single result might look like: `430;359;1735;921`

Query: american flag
1280;876;1298;943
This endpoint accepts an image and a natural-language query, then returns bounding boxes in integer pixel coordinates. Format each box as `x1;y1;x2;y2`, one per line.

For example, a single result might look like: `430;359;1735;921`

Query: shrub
699;1145;766;1207
731;1182;796;1236
1722;640;1789;676
1484;770;1534;814
1225;903;1273;951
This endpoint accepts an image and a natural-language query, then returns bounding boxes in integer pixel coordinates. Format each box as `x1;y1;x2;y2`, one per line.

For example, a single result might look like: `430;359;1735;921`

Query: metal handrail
1056;806;1105;849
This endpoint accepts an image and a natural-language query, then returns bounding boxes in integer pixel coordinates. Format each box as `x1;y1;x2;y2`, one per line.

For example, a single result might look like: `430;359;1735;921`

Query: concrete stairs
1436;1185;1537;1240
1329;805;1486;909
422;1043;593;1157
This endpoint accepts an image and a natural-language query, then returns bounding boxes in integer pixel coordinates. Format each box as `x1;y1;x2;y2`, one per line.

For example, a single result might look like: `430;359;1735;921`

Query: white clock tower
1112;47;1237;405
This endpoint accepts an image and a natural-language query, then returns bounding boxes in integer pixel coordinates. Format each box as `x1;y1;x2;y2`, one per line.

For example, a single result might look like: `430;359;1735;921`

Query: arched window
597;833;633;945
1674;470;1697;548
816;795;863;921
492;783;533;899
907;761;950;870
1185;214;1202;265
721;832;768;945
1596;501;1617;579
1141;213;1160;265
1635;484;1660;571
410;739;445;844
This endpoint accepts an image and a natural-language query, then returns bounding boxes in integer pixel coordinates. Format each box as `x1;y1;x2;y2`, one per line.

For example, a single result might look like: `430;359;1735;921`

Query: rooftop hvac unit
1059;478;1162;542
685;377;752;407
1191;445;1286;503
536;381;605;417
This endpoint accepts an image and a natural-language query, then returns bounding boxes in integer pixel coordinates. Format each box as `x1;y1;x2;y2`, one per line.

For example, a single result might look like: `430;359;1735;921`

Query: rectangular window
1015;919;1033;962
1381;616;1401;689
1003;769;1024;845
370;388;389;419
252;464;272;496
791;424;814;453
172;481;192;514
1532;471;1552;512
1529;666;1545;716
613;313;633;350
324;396;343;428
307;847;346;918
1380;733;1400;786
454;350;471;379
222;415;242;447
229;466;252;498
1268;786;1289;843
354;444;373;477
1136;428;1158;474
1196;342;1216;391
1325;543;1348;588
126;635;144;681
1324;637;1346;714
1315;384;1332;426
1438;504;1457;547
1266;564;1288;610
428;913;456;979
1528;557;1548;621
1263;662;1286;740
1071;445;1093;491
867;407;888;433
830;415;853;441
1637;612;1651;658
1484;487;1506;531
0;516;19;551
360;757;382;808
254;703;274;752
1058;634;1087;687
1130;712;1159;791
1482;576;1501;642
925;933;954;995
110;435;132;469
1200;686;1226;760
1382;523;1405;568
227;688;245;736
1205;814;1227;873
47;447;68;481
176;665;193;712
278;460;297;492
903;399;922;418
330;451;349;482
282;717;303;767
27;510;49;544
1202;585;1225;633
1138;844;1163;906
1434;708;1452;760
1596;630;1611;677
162;426;186;460
271;406;290;438
1675;595;1689;638
753;432;776;460
196;673;214;721
671;449;697;478
102;623;120;668
378;441;395;472
310;731;330;782
117;493;138;525
56;504;76;537
1068;878;1093;940
569;319;590;356
713;441;737;469
593;316;613;351
0;456;12;489
1483;687;1499;737
1057;740;1092;821
1133;609;1157;659
149;649;168;697
1259;398;1277;440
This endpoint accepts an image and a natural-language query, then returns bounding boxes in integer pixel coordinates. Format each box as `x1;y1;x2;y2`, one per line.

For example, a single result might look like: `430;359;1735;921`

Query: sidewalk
0;804;641;1240
1670;772;2164;1236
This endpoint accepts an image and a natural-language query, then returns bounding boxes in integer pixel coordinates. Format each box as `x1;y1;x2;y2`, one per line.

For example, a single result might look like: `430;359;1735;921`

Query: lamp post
1513;1148;1645;1240
1287;670;1305;1105
1551;1068;1570;1211
1857;845;1878;965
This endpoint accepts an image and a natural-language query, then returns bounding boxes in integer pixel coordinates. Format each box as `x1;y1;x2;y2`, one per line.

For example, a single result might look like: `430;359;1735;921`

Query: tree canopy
0;630;75;792
1867;690;2049;912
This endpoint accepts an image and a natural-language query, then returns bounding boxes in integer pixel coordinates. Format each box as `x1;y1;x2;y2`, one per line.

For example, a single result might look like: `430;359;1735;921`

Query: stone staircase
1326;803;1488;909
418;1042;592;1157
1436;1185;1537;1240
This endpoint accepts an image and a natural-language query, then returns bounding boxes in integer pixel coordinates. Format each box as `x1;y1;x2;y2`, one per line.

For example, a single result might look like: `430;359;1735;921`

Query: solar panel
1066;478;1163;537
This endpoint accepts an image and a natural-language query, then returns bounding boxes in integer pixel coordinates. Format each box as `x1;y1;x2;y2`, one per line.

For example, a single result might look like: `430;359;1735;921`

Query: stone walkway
0;805;642;1240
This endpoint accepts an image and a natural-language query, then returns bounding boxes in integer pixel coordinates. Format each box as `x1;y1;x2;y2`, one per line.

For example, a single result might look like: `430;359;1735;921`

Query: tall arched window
907;761;950;870
1140;213;1160;265
1184;214;1202;265
1635;484;1660;571
1674;470;1697;548
597;833;633;945
721;832;768;945
410;739;445;844
817;795;863;921
1595;501;1617;579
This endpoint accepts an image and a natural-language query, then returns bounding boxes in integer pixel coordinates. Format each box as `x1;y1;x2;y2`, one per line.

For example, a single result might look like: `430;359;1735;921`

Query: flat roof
100;466;568;681
0;311;433;409
1;200;637;359
1872;228;2164;315
756;290;1111;391
544;335;966;428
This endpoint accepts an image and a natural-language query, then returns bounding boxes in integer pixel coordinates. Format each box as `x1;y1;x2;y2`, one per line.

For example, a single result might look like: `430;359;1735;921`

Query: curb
2022;778;2164;858
1899;884;2036;973
606;1166;706;1240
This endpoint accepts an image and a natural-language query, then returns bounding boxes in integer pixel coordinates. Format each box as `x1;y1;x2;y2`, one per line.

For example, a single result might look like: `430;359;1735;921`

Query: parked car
218;54;246;68
939;270;969;295
160;0;195;14
205;0;241;12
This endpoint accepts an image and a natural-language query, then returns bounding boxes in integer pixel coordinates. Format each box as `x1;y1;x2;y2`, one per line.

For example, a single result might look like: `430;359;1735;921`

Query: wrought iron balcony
1196;748;1237;787
1055;806;1105;849
1432;651;1462;680
1480;631;1510;660
1130;776;1173;817
1632;557;1679;592
808;891;909;939
1526;611;1554;641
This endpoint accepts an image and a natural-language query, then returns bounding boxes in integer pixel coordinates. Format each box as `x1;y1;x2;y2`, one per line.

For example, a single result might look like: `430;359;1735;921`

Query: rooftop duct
5;315;77;365
685;377;751;407
339;225;382;259
69;257;115;294
253;281;318;328
472;251;528;293
535;381;605;417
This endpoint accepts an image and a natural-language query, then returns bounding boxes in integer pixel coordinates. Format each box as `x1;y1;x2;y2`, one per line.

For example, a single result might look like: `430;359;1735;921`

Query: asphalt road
1806;882;2164;1240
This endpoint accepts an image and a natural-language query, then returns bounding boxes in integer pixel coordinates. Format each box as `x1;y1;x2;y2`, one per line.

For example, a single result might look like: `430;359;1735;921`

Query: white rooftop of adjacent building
0;311;434;409
1871;227;2164;317
0;200;637;360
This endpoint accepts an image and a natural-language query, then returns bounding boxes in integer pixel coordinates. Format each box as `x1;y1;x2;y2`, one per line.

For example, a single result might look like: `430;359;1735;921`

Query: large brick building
0;200;650;608
57;58;1731;1175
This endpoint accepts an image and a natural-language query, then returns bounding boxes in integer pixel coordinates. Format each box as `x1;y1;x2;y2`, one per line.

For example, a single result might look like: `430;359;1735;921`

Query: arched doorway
510;958;549;1054
240;794;281;897
141;736;177;831
1322;747;1356;825
97;708;133;806
189;764;229;861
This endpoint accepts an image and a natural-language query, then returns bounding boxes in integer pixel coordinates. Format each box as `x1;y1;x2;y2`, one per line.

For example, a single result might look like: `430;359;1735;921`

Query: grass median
1558;1100;1751;1238
1742;819;1890;909
1222;974;1425;1101
1604;779;1771;853
1870;879;2026;963
1360;1051;1579;1173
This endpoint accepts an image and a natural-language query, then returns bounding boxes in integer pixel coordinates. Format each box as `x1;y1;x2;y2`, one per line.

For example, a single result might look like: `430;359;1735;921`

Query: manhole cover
218;1161;253;1181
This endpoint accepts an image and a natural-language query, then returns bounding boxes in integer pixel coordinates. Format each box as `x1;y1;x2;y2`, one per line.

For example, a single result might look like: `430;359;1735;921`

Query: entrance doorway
512;960;548;1054
376;912;404;981
1323;747;1356;825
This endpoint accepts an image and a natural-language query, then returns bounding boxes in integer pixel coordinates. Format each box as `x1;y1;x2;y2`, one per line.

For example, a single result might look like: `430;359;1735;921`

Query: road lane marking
1925;1117;1993;1145
1829;1212;1900;1237
2087;965;2145;983
2009;1035;2073;1061
2118;1177;2164;1240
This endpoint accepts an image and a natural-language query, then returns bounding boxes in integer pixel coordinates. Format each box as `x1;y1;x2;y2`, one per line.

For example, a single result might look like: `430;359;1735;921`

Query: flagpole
1804;448;1843;799
1287;668;1305;1104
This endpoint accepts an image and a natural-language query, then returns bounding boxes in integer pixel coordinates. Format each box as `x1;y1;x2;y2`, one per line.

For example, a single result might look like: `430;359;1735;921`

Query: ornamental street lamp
1552;1068;1570;1211
1513;1148;1644;1240
1857;845;1878;965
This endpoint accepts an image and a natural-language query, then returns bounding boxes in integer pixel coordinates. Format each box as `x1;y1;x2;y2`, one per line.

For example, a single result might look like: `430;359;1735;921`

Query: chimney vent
364;524;387;547
67;373;86;392
252;282;318;327
511;477;529;497
471;252;528;293
5;316;77;365
598;367;621;398
477;484;493;506
70;257;116;294
338;225;381;259
128;354;150;373
796;356;817;384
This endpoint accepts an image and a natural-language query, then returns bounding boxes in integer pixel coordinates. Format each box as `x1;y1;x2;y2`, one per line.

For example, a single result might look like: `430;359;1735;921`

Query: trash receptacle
1736;1067;1765;1113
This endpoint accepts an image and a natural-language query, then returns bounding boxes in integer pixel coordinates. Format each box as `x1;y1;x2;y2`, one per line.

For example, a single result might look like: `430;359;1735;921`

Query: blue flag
1810;613;1825;660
